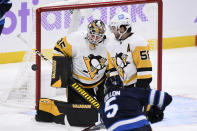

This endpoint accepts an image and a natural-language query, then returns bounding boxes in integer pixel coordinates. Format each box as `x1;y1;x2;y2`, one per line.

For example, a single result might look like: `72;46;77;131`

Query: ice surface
0;47;197;131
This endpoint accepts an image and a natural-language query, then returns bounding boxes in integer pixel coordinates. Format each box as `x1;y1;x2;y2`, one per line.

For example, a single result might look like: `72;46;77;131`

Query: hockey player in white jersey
108;12;152;89
51;19;108;102
35;20;110;127
107;12;163;124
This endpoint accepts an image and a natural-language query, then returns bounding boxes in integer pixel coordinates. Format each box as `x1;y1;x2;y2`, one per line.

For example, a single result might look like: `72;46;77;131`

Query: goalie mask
109;12;132;40
87;20;106;47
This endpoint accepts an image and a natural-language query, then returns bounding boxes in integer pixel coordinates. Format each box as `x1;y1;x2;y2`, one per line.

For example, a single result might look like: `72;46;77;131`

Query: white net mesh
1;0;161;108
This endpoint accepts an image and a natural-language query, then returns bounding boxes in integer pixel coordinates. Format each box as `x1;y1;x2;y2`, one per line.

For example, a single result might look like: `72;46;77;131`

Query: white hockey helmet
109;12;132;40
87;20;106;46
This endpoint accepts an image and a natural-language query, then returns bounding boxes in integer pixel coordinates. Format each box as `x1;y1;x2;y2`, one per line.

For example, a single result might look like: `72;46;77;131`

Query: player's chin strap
118;30;128;40
117;25;131;40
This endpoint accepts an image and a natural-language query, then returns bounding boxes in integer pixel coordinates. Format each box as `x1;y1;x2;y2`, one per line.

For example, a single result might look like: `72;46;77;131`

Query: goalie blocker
51;56;72;88
36;56;99;126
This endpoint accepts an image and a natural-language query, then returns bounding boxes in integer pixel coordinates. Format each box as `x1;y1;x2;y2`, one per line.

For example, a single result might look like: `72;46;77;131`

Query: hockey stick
33;49;101;110
17;34;103;131
17;34;101;111
34;49;52;64
17;34;52;64
82;122;105;131
17;34;74;130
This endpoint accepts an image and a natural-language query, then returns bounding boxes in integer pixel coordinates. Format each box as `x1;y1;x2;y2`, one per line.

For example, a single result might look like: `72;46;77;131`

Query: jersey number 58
140;50;150;60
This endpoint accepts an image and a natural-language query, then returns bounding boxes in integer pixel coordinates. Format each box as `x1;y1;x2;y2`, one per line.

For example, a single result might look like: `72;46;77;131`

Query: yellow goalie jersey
107;33;152;88
52;31;109;89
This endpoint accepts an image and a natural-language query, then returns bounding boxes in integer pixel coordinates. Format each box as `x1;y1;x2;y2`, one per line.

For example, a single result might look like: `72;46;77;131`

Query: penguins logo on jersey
111;53;130;79
83;54;107;79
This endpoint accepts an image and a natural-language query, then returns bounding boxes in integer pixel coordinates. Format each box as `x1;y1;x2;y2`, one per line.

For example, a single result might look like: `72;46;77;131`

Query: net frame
35;0;163;108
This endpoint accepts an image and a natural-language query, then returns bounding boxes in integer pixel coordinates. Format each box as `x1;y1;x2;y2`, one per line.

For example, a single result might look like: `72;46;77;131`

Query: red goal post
34;0;163;108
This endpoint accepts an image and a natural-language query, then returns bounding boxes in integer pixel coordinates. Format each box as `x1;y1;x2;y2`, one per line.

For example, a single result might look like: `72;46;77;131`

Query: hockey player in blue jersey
0;0;12;35
99;75;172;131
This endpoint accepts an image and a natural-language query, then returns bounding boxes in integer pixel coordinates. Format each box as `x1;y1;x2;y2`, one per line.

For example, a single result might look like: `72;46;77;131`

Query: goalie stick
34;52;102;130
17;34;104;131
33;49;101;110
17;34;52;64
33;46;103;130
17;33;101;111
17;34;74;130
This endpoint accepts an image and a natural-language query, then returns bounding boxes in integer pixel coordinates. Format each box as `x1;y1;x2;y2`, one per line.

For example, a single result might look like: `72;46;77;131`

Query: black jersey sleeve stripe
137;67;152;72
54;47;64;54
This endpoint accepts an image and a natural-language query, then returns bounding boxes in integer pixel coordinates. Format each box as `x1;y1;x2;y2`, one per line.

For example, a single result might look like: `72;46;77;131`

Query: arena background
0;0;197;64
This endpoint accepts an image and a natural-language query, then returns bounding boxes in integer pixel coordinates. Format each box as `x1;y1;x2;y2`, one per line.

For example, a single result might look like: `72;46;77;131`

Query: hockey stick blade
17;33;74;130
34;49;52;64
17;34;101;110
82;122;105;131
32;50;101;110
17;33;52;64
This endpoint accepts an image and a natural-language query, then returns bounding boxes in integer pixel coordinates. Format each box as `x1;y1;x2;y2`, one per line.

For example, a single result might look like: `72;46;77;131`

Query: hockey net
0;0;163;108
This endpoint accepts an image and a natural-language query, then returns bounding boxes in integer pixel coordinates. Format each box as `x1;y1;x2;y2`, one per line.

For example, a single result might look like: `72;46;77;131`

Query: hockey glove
51;56;72;88
145;105;164;123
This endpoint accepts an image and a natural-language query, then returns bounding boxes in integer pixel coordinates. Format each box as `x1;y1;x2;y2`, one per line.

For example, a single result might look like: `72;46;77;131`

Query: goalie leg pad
36;98;98;127
35;98;63;123
55;99;98;127
35;110;54;122
66;106;98;127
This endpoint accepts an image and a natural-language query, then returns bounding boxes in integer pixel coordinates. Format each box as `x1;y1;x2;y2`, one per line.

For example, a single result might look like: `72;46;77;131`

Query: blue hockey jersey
99;88;172;131
0;0;12;25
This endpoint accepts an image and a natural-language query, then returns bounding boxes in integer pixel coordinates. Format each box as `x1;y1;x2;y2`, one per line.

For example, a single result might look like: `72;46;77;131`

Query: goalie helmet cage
0;0;162;108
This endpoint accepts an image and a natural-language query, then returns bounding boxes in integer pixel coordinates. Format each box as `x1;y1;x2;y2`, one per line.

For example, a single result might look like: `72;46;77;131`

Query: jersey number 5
104;97;118;118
